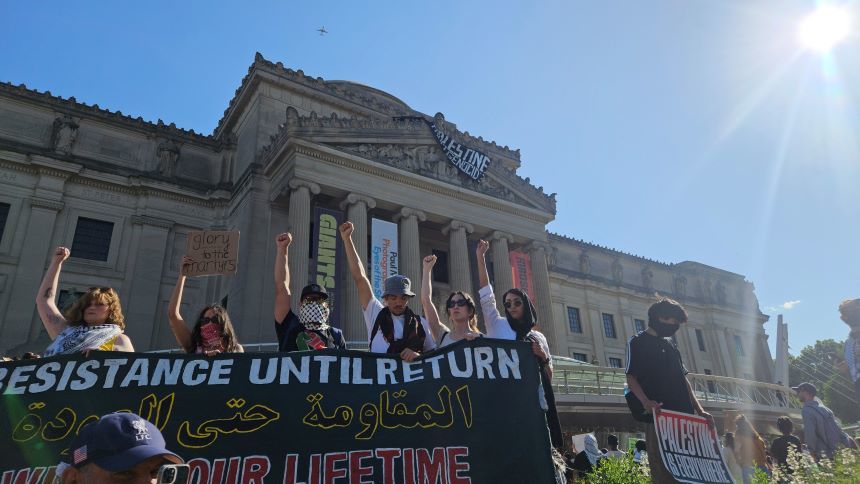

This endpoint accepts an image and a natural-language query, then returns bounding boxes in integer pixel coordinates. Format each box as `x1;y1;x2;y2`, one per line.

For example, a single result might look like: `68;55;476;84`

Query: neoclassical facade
0;54;773;382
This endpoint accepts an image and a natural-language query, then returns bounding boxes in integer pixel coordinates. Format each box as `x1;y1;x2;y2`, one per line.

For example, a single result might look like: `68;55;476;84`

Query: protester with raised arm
167;255;242;356
475;238;562;450
339;221;435;360
273;232;345;352
421;254;482;347
36;246;134;356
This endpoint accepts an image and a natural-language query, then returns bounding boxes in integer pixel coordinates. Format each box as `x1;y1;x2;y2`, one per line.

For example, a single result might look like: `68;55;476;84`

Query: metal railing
551;366;802;411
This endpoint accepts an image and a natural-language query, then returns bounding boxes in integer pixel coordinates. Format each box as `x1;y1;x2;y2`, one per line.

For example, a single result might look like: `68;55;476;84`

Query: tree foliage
788;339;860;424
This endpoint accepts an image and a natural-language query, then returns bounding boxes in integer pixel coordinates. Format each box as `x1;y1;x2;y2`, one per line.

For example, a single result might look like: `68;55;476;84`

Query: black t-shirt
770;434;801;467
625;331;694;414
275;311;346;352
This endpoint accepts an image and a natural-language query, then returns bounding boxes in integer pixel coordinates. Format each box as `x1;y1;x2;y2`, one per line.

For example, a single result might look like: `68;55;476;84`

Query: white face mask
299;301;330;330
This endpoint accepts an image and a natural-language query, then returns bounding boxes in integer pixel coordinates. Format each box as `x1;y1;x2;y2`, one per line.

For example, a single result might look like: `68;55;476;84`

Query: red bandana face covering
200;322;223;352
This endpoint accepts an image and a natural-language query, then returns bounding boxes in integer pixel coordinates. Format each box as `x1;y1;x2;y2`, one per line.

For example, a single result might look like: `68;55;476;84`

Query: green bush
585;455;650;484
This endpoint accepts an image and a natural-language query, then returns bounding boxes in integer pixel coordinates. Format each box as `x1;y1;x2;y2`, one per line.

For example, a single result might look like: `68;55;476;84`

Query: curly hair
64;287;125;330
839;298;860;326
445;291;479;333
189;305;241;353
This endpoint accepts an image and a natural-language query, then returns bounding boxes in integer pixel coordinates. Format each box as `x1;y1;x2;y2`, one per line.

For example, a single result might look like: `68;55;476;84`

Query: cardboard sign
185;230;240;276
654;408;735;484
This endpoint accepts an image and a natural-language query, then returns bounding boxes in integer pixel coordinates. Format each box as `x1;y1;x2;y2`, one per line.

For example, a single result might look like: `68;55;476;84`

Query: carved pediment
328;142;541;209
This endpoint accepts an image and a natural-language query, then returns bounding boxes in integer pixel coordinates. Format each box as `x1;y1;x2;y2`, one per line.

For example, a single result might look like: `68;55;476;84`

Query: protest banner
311;207;344;326
370;218;399;299
185;230;240;276
654;408;735;484
509;251;535;300
0;339;555;483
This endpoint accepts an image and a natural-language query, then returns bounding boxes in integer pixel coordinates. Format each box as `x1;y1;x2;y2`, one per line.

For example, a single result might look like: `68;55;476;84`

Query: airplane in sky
317;26;328;36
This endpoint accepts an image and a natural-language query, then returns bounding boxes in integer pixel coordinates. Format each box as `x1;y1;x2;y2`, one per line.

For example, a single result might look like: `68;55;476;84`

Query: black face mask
649;320;680;338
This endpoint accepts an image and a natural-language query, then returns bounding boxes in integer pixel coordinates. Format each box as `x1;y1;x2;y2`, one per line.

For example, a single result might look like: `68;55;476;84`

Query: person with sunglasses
476;239;563;451
274;232;345;352
339;222;435;361
37;246;134;356
420;254;482;347
167;255;243;356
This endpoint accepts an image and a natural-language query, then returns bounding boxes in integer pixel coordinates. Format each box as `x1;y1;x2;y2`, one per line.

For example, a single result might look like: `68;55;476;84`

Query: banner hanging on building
654;408;735;484
509;251;535;301
311;207;344;327
0;340;555;483
427;122;491;182
370;218;399;299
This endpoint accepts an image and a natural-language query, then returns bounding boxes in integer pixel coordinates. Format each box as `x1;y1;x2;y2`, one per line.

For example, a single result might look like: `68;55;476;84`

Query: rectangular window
695;329;706;352
704;369;716;394
609;357;623;368
733;335;745;357
571;352;588;363
602;313;617;339
634;318;646;333
431;249;449;284
71;218;114;261
58;290;85;311
0;202;9;241
567;307;582;333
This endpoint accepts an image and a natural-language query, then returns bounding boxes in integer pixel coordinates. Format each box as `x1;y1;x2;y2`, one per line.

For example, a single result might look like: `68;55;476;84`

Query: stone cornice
0;81;220;147
29;197;65;212
288;142;553;225
130;215;175;229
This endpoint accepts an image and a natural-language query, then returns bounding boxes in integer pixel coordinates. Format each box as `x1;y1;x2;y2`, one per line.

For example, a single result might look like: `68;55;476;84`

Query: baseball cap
67;413;182;471
300;283;329;301
383;275;415;297
791;382;817;395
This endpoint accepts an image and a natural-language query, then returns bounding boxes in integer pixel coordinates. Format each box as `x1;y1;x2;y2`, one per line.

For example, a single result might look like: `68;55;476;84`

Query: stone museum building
0;53;774;383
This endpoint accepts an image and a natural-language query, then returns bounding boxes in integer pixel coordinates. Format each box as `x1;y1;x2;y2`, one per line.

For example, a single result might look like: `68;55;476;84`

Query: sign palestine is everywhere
428;122;491;182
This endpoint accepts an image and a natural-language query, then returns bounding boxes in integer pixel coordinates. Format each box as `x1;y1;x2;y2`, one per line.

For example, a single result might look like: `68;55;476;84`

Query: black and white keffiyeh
299;301;330;331
43;324;122;357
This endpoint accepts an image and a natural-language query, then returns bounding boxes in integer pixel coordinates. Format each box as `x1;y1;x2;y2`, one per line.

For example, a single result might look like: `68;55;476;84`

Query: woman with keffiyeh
475;239;564;451
36;246;134;356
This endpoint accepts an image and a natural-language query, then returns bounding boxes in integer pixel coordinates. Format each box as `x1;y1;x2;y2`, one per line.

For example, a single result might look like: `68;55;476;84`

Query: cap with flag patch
65;412;182;471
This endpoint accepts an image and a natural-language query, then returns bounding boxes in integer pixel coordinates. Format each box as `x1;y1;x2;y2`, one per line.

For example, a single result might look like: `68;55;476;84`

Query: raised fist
476;240;490;257
339;222;354;239
423;255;437;271
275;233;293;250
179;255;193;275
54;246;71;263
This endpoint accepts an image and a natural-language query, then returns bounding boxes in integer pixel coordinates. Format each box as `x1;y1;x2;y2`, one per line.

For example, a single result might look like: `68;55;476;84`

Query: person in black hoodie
339;222;436;360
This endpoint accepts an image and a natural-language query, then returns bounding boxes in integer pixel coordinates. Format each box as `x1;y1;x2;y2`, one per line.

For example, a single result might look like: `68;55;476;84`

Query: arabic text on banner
0;339;556;483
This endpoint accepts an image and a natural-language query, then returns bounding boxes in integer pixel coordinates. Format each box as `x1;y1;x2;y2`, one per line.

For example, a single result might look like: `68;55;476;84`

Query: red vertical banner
509;251;534;300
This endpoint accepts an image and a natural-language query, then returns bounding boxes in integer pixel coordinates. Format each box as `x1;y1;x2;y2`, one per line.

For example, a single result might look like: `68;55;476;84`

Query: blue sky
2;0;857;356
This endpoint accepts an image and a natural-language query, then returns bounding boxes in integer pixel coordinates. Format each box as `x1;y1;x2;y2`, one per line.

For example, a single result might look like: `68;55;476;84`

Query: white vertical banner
370;218;399;299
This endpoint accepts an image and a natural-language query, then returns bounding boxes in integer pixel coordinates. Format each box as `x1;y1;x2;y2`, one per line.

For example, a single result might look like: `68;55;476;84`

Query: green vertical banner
310;207;344;327
0;339;556;483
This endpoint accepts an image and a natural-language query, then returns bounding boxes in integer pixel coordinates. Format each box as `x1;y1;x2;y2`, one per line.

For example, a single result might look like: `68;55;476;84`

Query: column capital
442;220;474;236
395;207;427;223
339;192;377;211
526;240;553;255
288;178;320;195
28;197;65;212
489;230;514;244
130;215;175;230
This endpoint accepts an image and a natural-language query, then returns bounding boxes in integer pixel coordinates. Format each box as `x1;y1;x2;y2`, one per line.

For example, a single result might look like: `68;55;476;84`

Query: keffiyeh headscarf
584;434;603;466
299;301;330;331
43;324;122;357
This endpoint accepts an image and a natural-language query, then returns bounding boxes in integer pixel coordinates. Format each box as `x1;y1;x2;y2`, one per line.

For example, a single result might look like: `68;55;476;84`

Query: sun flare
798;5;852;52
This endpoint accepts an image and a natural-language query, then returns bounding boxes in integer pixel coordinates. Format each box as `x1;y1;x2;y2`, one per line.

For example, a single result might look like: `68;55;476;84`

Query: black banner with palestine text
427;122;491;182
0;339;554;483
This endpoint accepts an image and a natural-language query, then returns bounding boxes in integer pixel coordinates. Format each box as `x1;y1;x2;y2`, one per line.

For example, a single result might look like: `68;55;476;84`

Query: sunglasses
198;316;220;325
303;296;326;304
88;287;113;292
447;299;469;308
504;300;523;309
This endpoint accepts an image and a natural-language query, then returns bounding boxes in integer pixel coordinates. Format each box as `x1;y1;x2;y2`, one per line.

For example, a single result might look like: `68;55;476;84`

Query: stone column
395;207;426;300
2;198;65;351
490;231;514;312
442;220;474;294
287;179;320;309
339;193;376;345
124;215;173;350
528;241;558;353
